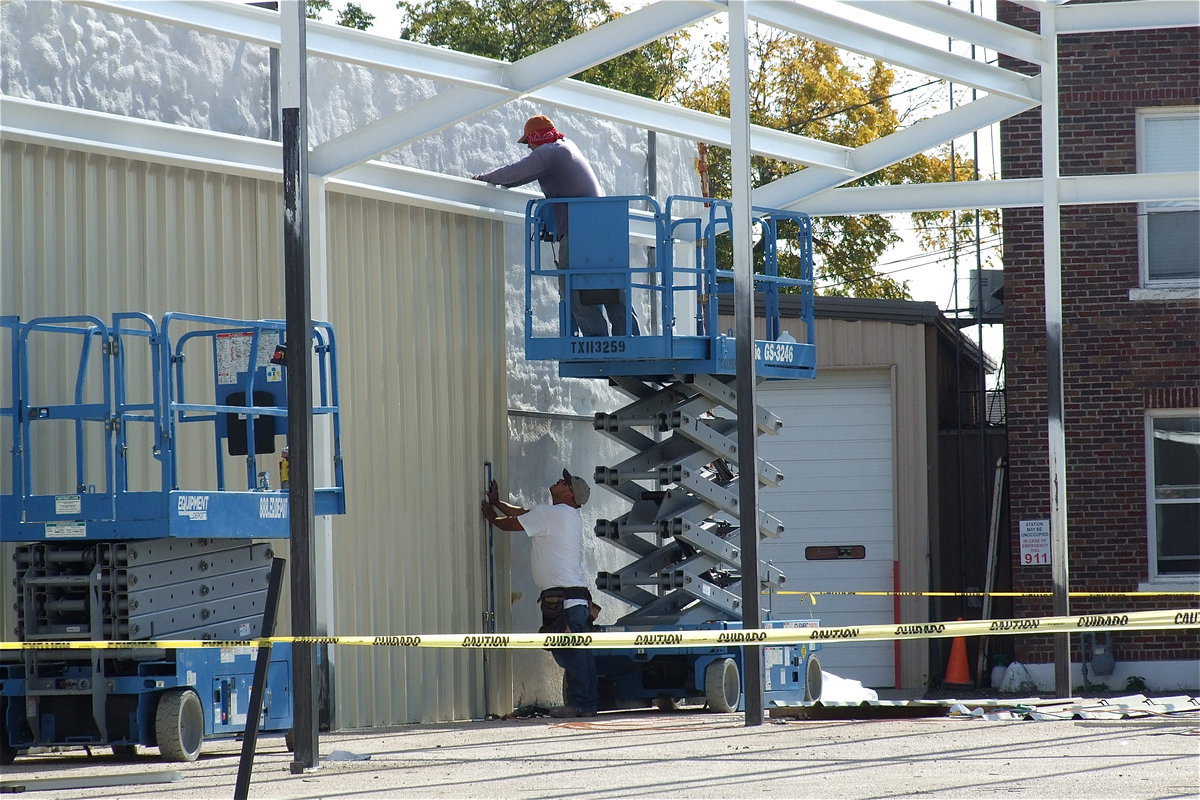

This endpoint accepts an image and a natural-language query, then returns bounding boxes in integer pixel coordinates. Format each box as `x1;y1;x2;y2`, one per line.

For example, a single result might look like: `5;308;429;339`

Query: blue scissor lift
0;312;345;762
526;195;822;711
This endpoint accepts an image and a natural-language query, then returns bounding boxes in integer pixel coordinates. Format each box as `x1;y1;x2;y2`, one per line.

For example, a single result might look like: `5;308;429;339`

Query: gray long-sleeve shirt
476;139;602;235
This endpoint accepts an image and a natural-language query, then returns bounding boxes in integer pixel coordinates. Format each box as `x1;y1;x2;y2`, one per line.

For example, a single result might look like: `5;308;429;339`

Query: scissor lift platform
1;312;345;762
524;195;816;380
523;195;821;710
1;312;344;542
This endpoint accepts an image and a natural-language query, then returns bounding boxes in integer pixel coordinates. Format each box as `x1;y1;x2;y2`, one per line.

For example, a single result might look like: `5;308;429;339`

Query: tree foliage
675;29;988;299
306;1;375;30
396;0;688;100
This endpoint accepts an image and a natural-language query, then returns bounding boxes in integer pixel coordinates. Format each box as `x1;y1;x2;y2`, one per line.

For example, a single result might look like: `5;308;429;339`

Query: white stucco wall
1;0;699;712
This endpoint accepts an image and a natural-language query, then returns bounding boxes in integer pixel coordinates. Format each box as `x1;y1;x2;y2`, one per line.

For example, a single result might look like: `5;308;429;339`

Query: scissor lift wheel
705;658;741;713
156;688;204;762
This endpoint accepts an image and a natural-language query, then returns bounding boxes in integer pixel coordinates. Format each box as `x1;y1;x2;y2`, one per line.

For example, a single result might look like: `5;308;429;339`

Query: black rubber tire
704;657;741;713
155;688;204;762
804;655;823;702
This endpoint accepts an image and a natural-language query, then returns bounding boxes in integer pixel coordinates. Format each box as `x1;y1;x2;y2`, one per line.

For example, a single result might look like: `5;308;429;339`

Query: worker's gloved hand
486;479;500;507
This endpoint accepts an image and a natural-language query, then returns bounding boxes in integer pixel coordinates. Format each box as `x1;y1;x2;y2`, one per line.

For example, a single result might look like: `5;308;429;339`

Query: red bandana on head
526;127;565;145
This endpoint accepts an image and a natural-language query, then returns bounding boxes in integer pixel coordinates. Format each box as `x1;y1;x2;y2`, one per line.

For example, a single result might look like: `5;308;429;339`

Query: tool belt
538;586;601;634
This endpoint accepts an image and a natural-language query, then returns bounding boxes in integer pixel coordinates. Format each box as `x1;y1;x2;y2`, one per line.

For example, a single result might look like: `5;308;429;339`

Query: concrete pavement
2;706;1197;799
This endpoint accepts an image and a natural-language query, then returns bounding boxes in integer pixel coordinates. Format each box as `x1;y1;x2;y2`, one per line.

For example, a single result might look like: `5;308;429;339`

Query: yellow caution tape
1;609;1196;651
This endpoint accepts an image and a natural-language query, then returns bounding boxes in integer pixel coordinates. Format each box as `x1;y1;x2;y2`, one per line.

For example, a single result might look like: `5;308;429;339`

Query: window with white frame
1147;411;1200;579
1137;108;1200;286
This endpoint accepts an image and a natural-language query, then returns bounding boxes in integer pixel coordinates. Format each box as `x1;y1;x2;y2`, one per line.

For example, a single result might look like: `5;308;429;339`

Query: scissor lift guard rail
0;312;346;762
524;195;822;710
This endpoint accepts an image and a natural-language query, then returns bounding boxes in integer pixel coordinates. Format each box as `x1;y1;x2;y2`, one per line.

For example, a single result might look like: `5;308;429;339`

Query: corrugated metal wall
322;191;508;726
1;141;291;650
1;139;511;726
2;141;282;320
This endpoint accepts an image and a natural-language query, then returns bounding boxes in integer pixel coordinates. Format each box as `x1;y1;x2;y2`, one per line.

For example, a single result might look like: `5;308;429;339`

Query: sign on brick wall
1019;520;1051;566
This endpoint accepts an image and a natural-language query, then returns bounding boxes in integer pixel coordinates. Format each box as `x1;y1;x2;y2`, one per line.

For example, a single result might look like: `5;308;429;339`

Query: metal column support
280;0;319;772
1039;5;1072;699
728;0;765;726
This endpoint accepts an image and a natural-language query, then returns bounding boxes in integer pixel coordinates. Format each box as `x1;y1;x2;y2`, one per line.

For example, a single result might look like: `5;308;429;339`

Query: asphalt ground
1;706;1197;800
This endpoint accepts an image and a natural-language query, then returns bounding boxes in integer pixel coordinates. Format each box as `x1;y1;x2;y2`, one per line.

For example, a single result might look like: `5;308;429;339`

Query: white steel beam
0;96;281;179
11;98;1193;223
501;0;723;91
750;0;1040;102
846;0;1047;64
310;0;722;174
1057;0;1200;33
309;85;505;175
91;0;850;175
511;80;856;172
795;172;1200;216
755;94;1039;210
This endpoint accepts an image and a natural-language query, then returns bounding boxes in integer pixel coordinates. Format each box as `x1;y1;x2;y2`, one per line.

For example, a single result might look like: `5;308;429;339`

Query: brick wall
998;1;1200;664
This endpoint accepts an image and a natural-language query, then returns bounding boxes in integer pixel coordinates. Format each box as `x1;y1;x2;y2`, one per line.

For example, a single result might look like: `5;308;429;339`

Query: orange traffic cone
943;620;974;688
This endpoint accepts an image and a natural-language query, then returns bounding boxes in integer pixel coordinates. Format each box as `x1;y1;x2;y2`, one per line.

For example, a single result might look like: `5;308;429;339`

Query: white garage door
757;369;896;688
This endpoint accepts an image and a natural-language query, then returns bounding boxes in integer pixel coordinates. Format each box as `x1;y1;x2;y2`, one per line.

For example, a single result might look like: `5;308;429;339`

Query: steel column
729;0;764;726
281;0;319;771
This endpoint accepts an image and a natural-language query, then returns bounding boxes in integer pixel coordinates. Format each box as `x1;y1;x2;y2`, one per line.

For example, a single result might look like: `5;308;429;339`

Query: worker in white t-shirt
482;468;598;718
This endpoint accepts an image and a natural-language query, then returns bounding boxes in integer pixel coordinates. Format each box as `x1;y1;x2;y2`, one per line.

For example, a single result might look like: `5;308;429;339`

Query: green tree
306;0;375;30
678;29;988;299
396;0;689;101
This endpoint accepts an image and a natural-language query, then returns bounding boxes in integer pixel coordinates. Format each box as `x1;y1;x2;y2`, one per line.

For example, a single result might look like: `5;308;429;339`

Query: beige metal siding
1;140;511;725
2;139;288;648
320;192;508;727
3;141;282;320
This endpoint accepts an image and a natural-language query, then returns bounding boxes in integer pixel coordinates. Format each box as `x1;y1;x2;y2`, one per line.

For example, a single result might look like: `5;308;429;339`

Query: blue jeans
551;604;598;713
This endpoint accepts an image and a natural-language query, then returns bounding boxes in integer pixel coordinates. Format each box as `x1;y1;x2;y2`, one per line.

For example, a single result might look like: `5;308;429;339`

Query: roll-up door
758;369;896;688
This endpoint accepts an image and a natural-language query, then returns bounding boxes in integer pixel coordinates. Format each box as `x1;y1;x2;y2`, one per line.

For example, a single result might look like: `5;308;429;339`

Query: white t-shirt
520;503;588;598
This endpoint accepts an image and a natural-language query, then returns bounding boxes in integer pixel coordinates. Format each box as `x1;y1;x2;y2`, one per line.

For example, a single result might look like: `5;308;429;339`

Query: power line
816;233;1004;292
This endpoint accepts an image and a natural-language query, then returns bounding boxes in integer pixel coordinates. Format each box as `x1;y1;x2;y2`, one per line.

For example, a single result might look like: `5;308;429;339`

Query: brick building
998;0;1199;689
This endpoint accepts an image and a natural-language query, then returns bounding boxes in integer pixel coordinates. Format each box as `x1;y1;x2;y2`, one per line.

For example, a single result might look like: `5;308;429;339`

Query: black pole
280;0;319;772
234;557;287;800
